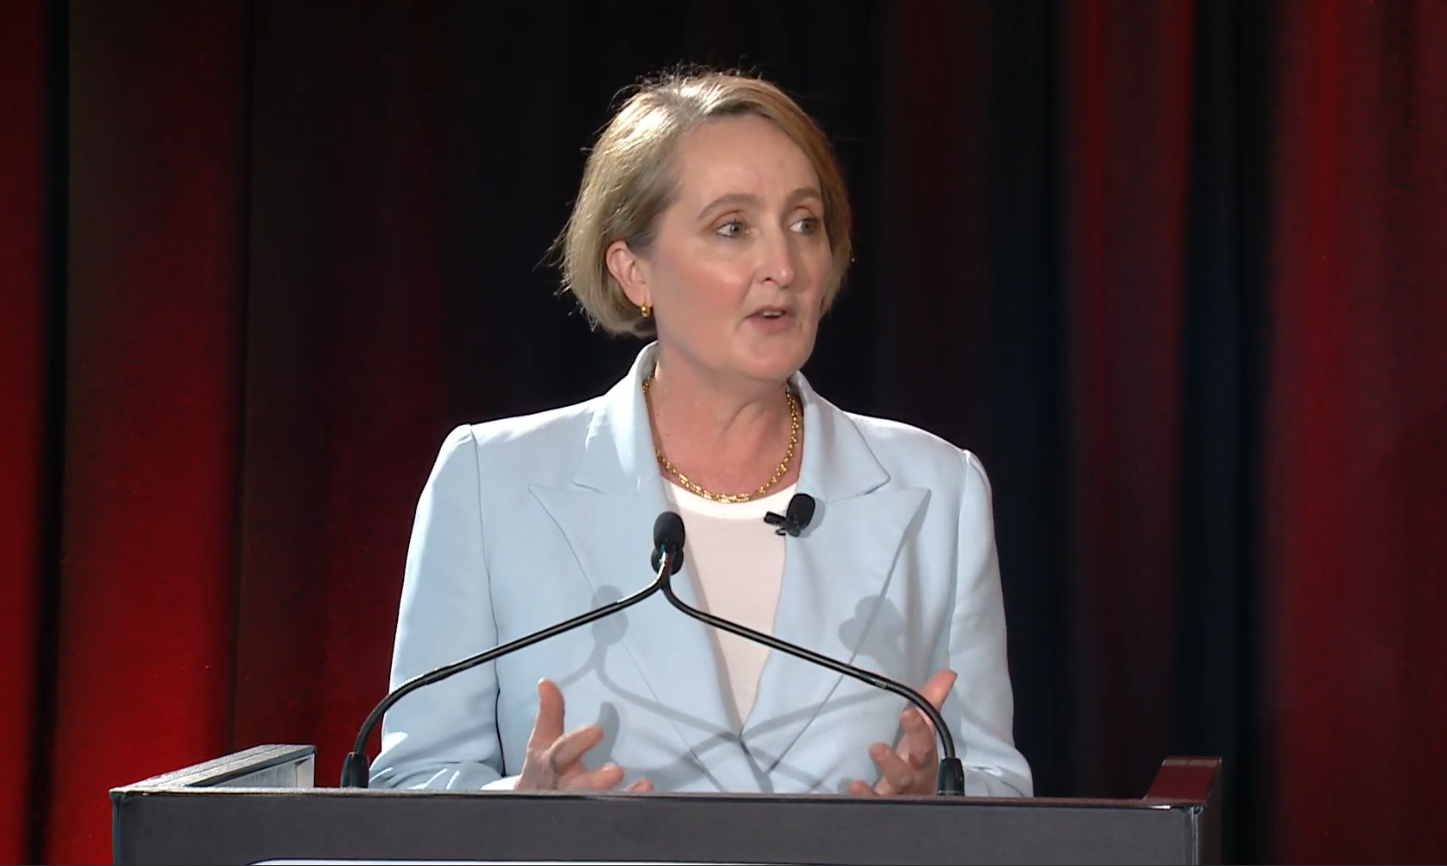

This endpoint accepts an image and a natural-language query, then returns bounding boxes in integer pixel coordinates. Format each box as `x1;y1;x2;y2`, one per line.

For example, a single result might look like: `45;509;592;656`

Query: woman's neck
644;352;802;498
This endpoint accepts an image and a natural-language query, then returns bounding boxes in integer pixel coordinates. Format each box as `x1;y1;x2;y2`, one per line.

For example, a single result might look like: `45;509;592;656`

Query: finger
920;669;958;713
899;708;938;768
559;762;625;791
849;780;879;798
546;724;605;773
624;778;654;793
864;743;897;796
525;679;566;751
869;742;915;794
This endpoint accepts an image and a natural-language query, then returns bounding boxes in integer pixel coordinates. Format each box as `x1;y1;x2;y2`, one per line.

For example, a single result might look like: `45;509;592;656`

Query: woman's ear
606;240;651;309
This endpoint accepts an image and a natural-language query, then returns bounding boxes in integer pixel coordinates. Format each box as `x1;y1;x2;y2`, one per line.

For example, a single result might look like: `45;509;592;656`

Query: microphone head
652;511;686;574
654;510;685;552
784;493;816;535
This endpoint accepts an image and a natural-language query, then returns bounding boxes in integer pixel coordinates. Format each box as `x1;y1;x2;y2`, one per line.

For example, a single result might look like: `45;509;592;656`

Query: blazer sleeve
937;449;1035;797
369;425;505;789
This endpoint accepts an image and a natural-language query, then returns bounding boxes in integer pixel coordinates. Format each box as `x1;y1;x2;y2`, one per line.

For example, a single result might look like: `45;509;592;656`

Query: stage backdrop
2;1;1444;863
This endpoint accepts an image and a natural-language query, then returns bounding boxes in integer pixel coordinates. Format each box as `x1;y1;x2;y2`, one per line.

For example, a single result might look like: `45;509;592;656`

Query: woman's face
621;114;833;389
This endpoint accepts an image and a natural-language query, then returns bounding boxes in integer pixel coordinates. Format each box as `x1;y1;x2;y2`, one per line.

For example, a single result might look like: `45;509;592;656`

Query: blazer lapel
740;375;929;786
529;346;742;789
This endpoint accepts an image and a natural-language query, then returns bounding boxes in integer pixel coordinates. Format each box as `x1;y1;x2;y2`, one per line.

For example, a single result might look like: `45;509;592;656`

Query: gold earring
640;303;652;318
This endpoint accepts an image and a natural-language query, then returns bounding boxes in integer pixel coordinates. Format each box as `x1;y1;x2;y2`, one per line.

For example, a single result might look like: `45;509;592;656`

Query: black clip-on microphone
690;495;965;796
339;512;688;788
763;492;816;537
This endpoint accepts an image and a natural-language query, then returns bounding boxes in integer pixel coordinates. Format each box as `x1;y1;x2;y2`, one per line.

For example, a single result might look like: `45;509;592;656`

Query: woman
370;70;1033;798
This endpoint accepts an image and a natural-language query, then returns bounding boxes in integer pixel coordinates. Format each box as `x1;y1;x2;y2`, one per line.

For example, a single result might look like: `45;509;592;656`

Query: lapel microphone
764;493;816;536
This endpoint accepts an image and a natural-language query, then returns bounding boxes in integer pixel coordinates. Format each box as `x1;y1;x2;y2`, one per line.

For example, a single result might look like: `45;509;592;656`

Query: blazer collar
573;343;891;502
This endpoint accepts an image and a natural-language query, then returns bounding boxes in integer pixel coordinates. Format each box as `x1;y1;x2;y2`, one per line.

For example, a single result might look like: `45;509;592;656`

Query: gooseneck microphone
763;493;816;537
339;512;687;787
667;500;967;796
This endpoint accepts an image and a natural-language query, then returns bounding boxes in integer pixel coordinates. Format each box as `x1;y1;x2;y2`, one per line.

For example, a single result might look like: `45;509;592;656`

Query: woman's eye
793;216;820;234
715;220;746;238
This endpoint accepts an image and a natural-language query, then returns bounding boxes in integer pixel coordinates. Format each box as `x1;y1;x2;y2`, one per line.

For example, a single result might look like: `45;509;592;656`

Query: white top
662;481;794;727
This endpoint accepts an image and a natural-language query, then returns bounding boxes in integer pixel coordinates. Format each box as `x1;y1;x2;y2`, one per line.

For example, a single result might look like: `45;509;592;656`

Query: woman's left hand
848;669;958;797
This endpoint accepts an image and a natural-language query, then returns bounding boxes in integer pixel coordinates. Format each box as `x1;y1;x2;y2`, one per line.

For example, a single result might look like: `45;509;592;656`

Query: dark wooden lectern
112;745;1221;865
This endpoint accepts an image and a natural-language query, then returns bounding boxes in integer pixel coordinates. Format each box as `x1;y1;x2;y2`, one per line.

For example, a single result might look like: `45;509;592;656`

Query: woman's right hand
514;679;652;792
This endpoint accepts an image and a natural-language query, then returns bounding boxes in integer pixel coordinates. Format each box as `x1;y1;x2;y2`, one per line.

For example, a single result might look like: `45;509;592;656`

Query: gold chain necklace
642;374;801;503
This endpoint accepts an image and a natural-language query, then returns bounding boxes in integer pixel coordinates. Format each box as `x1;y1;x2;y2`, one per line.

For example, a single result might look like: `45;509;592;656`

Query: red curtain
227;0;453;788
1264;2;1447;862
45;3;251;862
1061;0;1197;799
3;1;1445;863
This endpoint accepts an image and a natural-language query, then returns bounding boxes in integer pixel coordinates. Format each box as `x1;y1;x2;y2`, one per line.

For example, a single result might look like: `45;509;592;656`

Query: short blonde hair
557;69;853;337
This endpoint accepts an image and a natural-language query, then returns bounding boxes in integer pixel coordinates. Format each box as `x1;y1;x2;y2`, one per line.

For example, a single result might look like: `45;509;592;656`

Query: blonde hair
556;69;854;337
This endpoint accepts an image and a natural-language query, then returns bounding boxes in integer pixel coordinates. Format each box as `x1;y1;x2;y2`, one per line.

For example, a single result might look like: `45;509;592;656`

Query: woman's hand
848;669;958;797
514;679;653;792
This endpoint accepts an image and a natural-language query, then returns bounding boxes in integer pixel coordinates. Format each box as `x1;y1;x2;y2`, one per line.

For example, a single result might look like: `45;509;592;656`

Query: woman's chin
734;341;813;383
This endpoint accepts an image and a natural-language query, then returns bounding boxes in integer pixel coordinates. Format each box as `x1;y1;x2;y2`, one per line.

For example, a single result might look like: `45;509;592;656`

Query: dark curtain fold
0;3;56;862
1175;0;1273;858
3;1;1445;863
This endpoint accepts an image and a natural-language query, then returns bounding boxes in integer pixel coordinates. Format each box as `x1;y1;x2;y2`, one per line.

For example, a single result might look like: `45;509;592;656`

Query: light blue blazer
371;345;1032;797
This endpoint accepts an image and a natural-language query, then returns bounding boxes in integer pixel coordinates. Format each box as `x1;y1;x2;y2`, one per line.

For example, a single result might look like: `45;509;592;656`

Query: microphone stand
339;546;681;788
341;514;965;796
657;574;967;796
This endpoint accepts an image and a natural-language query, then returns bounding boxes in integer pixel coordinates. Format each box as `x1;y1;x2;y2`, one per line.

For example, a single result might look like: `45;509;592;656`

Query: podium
111;745;1221;865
